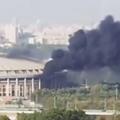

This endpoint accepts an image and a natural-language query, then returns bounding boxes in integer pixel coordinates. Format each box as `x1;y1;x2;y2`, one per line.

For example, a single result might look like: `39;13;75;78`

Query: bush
0;115;10;120
17;109;93;120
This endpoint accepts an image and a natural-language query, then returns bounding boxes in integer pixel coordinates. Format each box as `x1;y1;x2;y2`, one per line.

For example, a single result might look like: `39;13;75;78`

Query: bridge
84;109;120;116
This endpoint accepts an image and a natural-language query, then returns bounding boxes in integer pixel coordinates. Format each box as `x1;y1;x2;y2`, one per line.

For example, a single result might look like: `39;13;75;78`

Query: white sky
0;0;119;25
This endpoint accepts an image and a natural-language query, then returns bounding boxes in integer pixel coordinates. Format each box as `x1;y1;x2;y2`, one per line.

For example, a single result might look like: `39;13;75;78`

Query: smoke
7;45;67;62
66;67;120;85
42;15;120;88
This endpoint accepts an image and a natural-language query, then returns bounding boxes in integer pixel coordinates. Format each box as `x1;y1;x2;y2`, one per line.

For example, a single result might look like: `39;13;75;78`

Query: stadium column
15;78;18;97
6;78;10;96
39;79;41;89
32;78;34;93
24;78;27;98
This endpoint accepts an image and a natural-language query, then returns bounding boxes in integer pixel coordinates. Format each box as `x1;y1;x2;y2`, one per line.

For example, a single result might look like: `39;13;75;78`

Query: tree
115;115;120;120
17;109;93;120
0;115;10;120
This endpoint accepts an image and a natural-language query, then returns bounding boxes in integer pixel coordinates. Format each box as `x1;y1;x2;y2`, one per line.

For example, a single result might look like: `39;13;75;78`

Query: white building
39;25;81;45
3;24;18;44
0;23;81;46
20;24;81;45
4;24;17;44
0;57;43;100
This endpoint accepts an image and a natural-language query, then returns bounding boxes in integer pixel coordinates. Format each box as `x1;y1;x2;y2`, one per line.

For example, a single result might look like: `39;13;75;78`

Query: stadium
0;57;43;100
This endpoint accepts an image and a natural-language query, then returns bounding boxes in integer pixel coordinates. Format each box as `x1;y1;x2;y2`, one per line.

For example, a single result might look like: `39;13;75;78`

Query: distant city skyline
0;0;119;26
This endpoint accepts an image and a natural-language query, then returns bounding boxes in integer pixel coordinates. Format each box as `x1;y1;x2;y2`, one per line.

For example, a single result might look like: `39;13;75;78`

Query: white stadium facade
0;57;43;100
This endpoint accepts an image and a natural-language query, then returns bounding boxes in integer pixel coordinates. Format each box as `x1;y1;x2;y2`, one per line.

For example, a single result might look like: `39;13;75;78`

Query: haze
0;0;119;25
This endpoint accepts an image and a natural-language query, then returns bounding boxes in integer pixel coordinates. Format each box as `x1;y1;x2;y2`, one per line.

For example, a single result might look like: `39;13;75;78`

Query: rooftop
0;57;43;71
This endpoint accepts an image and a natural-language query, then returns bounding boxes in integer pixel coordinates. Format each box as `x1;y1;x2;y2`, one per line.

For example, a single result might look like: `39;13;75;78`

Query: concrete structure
38;25;81;45
84;109;120;116
0;24;81;46
0;109;39;120
0;24;18;44
0;57;43;100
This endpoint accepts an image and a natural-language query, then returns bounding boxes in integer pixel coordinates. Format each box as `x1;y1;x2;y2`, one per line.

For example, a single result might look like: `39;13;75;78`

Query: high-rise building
4;24;18;44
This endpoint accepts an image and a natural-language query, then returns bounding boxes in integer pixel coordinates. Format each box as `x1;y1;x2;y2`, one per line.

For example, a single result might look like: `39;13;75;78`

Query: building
0;23;84;47
16;24;81;45
3;24;18;44
0;57;43;100
0;23;82;46
38;25;81;45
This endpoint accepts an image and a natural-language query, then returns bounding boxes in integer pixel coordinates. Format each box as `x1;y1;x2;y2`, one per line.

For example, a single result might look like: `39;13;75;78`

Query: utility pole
113;84;119;120
104;97;107;111
35;93;38;109
53;95;57;109
115;85;118;101
74;98;78;111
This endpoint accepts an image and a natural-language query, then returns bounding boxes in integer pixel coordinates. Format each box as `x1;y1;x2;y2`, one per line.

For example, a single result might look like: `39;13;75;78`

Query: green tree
17;113;27;120
17;109;93;120
115;115;120;120
0;115;10;120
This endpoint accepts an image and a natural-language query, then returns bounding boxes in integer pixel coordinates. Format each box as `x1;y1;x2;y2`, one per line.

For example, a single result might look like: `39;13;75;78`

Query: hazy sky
0;0;120;25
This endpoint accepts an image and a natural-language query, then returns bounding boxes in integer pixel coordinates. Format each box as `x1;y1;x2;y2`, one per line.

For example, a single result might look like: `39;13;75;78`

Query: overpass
84;109;120;116
0;109;119;120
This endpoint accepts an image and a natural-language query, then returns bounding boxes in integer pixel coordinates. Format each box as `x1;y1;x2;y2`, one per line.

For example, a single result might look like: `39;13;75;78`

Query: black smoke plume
41;15;120;88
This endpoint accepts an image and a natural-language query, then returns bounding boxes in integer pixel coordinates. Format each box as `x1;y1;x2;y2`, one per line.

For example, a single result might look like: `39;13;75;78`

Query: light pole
53;95;57;109
103;97;107;111
113;84;119;119
115;84;118;101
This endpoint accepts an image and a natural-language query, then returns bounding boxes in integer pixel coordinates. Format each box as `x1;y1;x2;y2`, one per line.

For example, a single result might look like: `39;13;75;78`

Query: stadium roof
0;57;43;71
